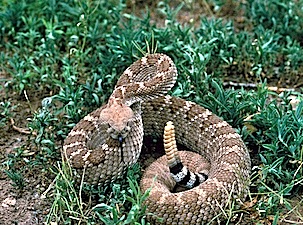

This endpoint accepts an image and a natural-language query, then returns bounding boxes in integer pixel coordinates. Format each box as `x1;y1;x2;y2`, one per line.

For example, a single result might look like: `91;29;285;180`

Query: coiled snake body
63;54;251;224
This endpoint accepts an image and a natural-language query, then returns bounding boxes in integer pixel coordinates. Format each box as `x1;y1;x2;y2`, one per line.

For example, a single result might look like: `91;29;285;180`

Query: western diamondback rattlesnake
63;53;251;224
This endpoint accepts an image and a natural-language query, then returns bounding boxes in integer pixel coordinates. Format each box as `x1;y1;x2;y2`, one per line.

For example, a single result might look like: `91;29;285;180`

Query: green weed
247;0;303;43
3;147;25;189
94;174;151;225
0;101;16;127
45;160;149;225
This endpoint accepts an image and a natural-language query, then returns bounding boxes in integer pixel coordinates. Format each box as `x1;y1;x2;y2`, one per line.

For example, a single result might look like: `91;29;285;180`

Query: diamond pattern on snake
63;53;251;224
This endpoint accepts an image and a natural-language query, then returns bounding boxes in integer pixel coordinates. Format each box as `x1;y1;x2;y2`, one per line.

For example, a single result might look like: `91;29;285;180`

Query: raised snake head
99;100;135;142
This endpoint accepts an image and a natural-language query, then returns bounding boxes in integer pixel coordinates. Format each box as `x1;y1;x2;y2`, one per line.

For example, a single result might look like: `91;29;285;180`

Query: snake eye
127;120;134;129
107;126;114;135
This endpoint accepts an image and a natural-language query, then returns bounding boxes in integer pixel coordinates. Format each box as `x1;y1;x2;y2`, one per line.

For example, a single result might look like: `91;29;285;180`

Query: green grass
1;0;303;224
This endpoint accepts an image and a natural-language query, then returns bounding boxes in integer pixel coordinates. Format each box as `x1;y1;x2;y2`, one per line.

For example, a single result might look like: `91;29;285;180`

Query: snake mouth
118;135;123;143
107;122;132;141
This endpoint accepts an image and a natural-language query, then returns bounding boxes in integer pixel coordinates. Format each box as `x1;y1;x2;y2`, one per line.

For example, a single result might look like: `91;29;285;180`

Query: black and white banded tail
164;121;208;189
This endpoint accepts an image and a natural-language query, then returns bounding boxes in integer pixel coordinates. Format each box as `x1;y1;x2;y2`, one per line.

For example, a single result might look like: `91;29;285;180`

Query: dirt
0;179;45;225
0;71;51;224
0;126;44;224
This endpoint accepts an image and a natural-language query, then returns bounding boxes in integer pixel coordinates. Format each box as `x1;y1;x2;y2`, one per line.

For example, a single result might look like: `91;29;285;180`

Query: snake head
99;101;135;141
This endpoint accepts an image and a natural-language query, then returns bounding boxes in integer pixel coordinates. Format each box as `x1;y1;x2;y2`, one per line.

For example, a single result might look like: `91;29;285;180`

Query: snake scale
63;53;251;224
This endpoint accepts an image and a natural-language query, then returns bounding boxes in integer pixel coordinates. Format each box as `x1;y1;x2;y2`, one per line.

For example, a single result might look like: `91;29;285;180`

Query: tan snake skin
63;53;251;224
